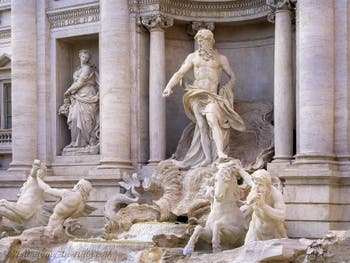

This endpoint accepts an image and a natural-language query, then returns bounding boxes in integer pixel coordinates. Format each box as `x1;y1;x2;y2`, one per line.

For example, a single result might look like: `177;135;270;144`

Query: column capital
266;0;296;23
141;14;173;32
189;21;215;36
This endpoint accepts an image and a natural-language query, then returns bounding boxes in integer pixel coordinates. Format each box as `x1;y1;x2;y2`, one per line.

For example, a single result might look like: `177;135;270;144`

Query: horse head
214;165;239;203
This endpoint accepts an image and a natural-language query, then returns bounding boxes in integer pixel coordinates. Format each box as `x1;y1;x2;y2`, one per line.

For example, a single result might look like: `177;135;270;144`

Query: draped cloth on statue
67;70;99;147
173;86;245;169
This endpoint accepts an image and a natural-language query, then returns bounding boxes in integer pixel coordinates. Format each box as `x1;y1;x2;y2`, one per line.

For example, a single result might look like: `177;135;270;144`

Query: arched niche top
129;0;269;23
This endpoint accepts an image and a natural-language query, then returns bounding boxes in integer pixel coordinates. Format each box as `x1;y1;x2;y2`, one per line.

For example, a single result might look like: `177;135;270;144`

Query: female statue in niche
59;49;100;155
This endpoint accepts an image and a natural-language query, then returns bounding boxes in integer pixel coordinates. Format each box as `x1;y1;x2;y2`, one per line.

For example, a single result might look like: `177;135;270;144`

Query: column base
272;155;293;163
295;153;336;164
267;161;292;177
148;159;162;164
92;159;134;178
280;162;348;238
8;161;33;176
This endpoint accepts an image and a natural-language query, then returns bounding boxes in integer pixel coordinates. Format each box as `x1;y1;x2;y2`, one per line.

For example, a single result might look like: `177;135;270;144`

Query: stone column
142;15;173;164
9;0;38;174
97;0;133;174
295;0;334;162
267;0;294;163
334;0;350;165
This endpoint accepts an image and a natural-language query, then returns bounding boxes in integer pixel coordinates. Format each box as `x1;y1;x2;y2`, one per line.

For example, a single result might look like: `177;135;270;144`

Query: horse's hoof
212;246;221;254
183;245;194;256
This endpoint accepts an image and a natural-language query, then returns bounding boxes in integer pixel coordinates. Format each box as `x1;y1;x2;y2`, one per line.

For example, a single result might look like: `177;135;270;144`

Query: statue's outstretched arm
259;189;286;221
220;55;236;90
162;53;194;97
37;176;65;198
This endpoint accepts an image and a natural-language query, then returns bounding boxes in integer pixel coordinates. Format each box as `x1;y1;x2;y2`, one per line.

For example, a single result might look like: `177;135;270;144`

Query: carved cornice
141;14;174;31
266;0;296;23
46;2;99;29
129;0;270;23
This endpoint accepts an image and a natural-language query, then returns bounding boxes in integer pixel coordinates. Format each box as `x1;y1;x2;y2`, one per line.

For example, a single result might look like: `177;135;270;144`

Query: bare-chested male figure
244;169;287;243
163;29;245;169
36;176;94;237
0;160;49;236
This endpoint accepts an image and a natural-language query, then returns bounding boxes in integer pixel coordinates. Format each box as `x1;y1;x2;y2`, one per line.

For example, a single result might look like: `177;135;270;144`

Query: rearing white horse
183;161;248;255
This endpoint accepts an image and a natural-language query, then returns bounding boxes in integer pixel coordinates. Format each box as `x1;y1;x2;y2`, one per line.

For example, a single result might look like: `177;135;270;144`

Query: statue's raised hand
162;88;172;97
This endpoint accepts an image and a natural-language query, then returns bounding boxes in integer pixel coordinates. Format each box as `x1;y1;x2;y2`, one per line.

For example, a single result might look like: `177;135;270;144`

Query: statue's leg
0;201;21;223
221;225;247;248
183;225;205;256
192;102;212;165
212;222;223;253
244;221;256;245
205;103;229;159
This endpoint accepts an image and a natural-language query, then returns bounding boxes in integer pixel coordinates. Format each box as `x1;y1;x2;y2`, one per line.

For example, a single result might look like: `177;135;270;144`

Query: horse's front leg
212;222;223;253
183;225;204;256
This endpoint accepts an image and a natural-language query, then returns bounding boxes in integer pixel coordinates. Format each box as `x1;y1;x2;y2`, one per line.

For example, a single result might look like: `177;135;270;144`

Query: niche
55;34;99;156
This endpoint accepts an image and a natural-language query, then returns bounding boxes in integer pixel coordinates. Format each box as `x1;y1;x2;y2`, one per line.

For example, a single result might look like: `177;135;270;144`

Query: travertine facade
0;0;349;242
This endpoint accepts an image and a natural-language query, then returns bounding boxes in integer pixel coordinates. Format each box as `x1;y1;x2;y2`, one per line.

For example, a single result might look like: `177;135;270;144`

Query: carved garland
46;3;100;29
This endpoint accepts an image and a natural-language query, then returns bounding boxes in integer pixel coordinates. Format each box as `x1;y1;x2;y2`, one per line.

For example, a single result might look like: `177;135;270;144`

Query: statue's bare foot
217;153;229;163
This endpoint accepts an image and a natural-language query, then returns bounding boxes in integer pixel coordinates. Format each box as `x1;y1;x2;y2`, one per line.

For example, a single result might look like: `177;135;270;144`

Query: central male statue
163;29;245;168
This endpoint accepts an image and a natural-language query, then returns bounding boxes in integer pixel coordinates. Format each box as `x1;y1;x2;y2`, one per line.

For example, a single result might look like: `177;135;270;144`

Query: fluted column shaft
142;15;173;163
296;0;335;161
273;5;293;162
99;0;132;170
10;0;38;173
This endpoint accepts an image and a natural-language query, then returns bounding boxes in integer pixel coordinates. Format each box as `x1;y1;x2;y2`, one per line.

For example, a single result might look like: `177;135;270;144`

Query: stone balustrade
0;129;12;154
0;129;12;144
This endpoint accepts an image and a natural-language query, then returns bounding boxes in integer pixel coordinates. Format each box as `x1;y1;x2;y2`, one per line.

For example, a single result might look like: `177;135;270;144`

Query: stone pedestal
9;0;38;174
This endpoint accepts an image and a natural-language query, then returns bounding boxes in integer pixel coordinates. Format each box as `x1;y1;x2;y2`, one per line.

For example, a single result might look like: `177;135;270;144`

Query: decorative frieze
129;0;270;22
47;2;99;29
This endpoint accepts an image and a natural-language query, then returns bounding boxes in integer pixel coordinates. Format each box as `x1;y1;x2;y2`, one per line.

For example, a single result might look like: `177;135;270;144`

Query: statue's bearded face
197;37;214;52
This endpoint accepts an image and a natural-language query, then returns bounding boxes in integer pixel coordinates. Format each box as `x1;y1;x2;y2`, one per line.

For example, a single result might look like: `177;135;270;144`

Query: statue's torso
192;51;222;94
17;177;44;206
